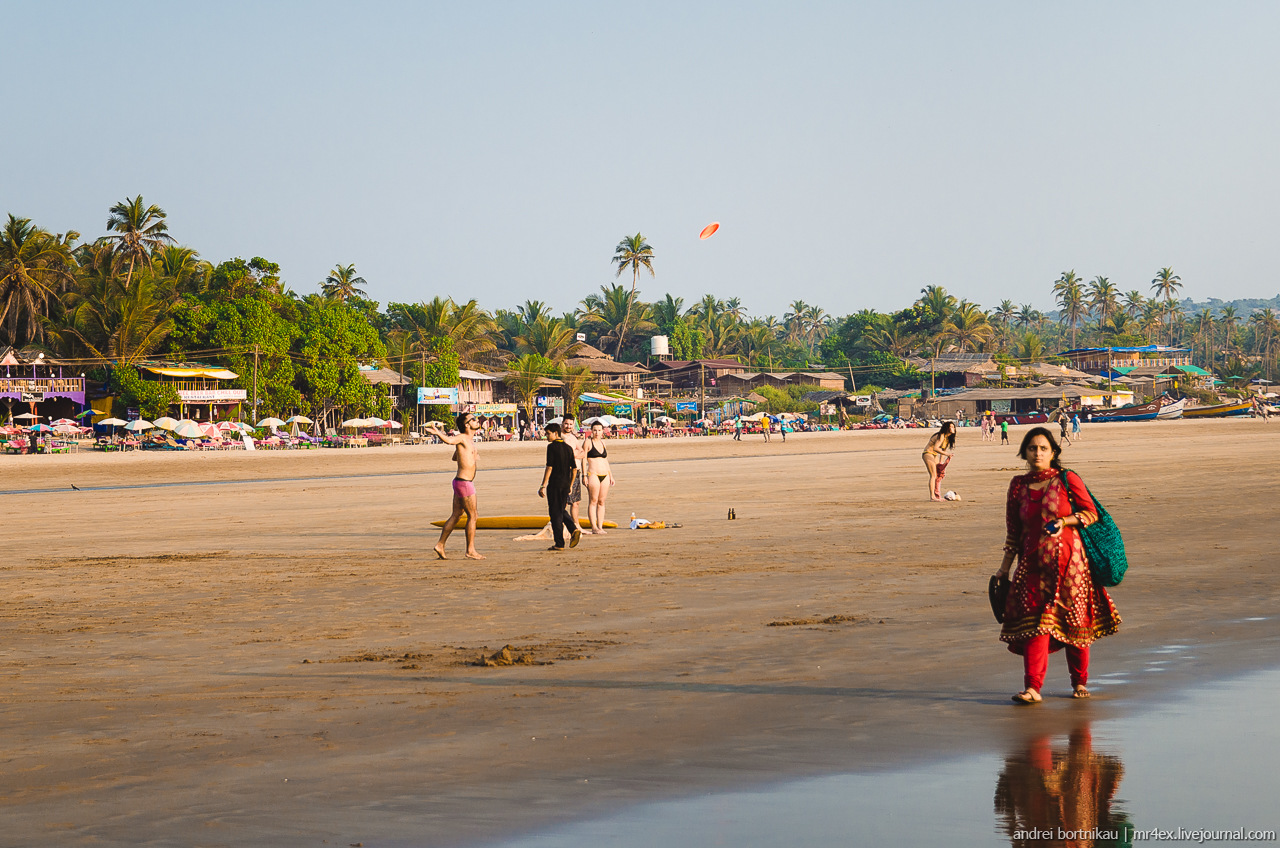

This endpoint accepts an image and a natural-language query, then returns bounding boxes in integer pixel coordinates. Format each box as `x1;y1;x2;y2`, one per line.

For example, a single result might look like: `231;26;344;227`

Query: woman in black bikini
584;421;614;534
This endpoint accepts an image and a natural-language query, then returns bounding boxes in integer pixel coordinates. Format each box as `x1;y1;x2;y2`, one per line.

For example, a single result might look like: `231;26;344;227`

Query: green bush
111;366;180;420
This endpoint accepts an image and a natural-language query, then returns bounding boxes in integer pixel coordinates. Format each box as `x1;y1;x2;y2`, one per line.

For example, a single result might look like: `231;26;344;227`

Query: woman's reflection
994;724;1132;847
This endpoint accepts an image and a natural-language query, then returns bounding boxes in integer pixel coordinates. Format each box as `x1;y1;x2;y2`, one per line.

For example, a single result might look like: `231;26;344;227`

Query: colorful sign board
675;401;698;412
417;387;459;405
475;403;518;415
612;404;632;416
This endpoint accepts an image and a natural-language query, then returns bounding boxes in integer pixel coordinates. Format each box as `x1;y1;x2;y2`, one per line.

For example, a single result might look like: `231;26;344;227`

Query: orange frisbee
698;222;720;240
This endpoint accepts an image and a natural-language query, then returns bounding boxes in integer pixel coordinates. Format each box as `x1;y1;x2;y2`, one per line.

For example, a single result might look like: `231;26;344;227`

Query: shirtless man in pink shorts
425;413;485;560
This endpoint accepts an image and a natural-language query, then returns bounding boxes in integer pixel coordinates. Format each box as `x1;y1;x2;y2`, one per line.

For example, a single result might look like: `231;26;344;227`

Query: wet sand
2;421;1278;846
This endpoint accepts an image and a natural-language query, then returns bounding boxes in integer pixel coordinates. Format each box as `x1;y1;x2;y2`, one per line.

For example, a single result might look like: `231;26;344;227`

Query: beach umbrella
100;417;127;427
124;419;154;432
75;408;101;419
256;417;285;428
654;415;675;423
285;414;313;424
341;417;366;427
199;423;221;438
53;423;78;434
13;412;40;420
153;416;180;430
29;423;52;432
173;421;205;439
51;418;77;426
385;420;402;429
217;421;239;431
365;417;386;427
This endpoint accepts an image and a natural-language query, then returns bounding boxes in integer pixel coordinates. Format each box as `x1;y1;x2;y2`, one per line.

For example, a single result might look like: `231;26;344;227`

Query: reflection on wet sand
995;724;1134;847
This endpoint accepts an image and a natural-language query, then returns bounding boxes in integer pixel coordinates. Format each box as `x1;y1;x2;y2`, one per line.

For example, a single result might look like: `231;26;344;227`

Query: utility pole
252;344;260;421
699;362;705;420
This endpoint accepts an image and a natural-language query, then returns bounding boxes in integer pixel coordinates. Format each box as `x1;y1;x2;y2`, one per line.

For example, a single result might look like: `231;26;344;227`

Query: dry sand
2;420;1278;846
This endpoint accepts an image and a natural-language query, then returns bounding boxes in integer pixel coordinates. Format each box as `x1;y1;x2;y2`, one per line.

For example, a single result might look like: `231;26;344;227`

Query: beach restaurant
1;347;87;422
899;385;1135;420
134;362;246;420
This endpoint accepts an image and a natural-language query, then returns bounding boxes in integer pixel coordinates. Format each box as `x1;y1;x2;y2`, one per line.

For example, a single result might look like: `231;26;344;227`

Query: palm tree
941;302;994;352
783;300;809;346
514;316;582;363
558;364;599;419
917;286;957;333
153;245;209;298
1250;308;1280;380
698;310;742;358
1016;304;1039;330
611;233;655;357
802;305;828;352
580;284;656;354
723;297;746;322
1122;290;1145;319
1087;276;1119;333
321;264;368;302
518;300;552;328
0;215;78;346
1101;312;1136;344
1150;267;1183;344
59;269;175;364
1195;309;1215;371
104;196;174;289
505;353;554;423
652;294;684;332
1054;272;1086;349
869;319;918;358
738;322;779;366
1015;332;1045;363
1219;306;1240;359
390;297;501;370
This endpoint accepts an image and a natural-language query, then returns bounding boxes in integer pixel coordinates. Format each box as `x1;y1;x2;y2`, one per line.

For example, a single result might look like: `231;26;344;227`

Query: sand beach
2;420;1278;846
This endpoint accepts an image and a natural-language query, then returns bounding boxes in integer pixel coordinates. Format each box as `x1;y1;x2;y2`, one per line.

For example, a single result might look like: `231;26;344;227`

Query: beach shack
899;385;1134;420
135;361;246;420
563;344;651;392
0;347;87;422
647;359;747;393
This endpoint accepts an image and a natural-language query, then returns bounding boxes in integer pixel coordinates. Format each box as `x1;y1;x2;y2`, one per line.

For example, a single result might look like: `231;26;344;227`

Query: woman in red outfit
994;427;1120;703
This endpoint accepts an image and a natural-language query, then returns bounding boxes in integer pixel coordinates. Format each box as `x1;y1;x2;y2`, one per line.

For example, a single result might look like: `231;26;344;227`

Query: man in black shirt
538;423;581;551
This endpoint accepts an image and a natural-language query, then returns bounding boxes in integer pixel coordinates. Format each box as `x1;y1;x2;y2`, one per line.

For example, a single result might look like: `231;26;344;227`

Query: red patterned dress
1000;469;1120;654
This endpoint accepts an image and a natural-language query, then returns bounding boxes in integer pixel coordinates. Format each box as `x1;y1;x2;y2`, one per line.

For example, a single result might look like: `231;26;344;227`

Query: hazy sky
5;2;1278;318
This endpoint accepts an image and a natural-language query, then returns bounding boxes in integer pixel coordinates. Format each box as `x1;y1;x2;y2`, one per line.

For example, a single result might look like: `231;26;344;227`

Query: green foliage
110;365;179;420
295;296;387;418
418;336;461;424
667;320;704;360
752;384;820;414
204;257;281;301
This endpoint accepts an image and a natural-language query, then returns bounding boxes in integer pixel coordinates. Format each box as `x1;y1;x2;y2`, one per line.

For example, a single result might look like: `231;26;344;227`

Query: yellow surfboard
430;515;618;530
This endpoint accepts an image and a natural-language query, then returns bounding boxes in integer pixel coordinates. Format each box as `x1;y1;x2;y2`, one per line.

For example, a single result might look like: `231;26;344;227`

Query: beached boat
1157;397;1187;419
993;413;1048;425
1182;399;1254;418
1087;400;1162;423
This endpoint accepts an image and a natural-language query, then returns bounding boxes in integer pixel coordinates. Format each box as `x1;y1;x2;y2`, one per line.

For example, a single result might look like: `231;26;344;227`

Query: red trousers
1023;634;1089;691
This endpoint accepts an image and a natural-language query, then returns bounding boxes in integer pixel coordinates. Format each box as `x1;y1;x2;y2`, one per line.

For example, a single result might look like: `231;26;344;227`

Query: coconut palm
558;364;599;419
390;297;501;370
1219;306;1240;358
514;316;582;363
153;245;210;299
1016;304;1040;330
652;294;684;332
1015;332;1045;363
104;196;174;289
611;233;655;357
59;269;175;364
940;301;994;352
505;353;554;422
869;320;918;358
580;284;656;354
0;215;78;346
1122;290;1146;319
698;310;741;358
783;299;810;346
321;264;368;302
1250;308;1280;379
1054;273;1086;349
738;322;779;366
1087;276;1119;332
1150;267;1183;343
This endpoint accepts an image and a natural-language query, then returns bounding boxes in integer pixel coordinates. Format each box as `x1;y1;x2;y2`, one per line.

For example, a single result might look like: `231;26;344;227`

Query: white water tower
650;335;669;357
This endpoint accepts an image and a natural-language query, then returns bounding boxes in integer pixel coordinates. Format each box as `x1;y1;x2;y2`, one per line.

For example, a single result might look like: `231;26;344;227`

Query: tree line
4;197;1277;420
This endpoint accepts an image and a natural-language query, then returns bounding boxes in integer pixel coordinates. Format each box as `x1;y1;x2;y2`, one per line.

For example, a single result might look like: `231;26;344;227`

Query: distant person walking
425;413;486;560
922;421;957;501
1000;419;1010;445
993;427;1120;703
1071;413;1082;438
538;423;581;552
733;417;742;441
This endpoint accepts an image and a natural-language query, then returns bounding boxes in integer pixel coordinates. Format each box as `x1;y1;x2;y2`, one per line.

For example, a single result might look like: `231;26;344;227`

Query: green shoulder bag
1059;469;1128;587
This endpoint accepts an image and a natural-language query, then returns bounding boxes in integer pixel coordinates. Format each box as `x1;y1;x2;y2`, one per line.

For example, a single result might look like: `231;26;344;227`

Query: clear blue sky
5;2;1278;317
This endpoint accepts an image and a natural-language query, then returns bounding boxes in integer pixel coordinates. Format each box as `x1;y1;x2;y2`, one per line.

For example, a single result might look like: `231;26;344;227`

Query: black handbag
989;574;1011;623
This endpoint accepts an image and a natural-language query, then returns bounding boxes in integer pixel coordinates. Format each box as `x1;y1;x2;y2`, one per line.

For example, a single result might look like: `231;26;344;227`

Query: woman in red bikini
994;427;1119;703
